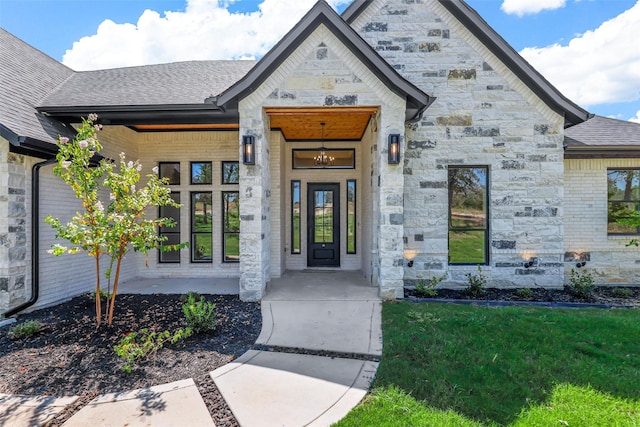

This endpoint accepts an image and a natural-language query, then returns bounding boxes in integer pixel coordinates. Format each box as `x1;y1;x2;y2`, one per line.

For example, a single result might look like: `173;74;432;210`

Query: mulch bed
405;286;640;307
0;293;262;426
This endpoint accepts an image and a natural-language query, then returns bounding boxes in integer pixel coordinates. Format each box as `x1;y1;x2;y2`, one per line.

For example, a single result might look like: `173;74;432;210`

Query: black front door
307;183;340;267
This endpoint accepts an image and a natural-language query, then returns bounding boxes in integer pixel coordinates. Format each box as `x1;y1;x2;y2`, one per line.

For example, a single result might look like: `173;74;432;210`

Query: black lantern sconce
242;135;255;165
388;134;400;164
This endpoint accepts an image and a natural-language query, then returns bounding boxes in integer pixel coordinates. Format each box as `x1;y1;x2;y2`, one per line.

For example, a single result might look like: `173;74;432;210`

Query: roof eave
564;146;640;159
1;124;58;159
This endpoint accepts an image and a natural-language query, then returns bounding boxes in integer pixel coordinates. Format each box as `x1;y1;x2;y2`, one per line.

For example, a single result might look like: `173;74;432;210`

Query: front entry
307;183;340;267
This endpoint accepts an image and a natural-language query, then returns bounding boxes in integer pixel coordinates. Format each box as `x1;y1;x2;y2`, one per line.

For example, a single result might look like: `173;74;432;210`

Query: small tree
45;114;185;327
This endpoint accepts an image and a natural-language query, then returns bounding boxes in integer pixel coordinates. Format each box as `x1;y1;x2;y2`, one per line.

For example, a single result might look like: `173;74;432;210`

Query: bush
114;327;191;373
565;269;595;300
465;265;486;298
182;293;216;334
612;288;633;299
8;320;43;340
515;288;533;299
415;274;447;297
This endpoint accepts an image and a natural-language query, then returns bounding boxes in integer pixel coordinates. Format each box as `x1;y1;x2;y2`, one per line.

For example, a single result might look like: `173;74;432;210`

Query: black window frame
191;191;213;263
346;179;357;254
190;161;213;185
158;161;181;185
222;191;240;263
222;161;240;185
291;180;301;254
448;165;490;265
607;168;640;235
158;191;181;263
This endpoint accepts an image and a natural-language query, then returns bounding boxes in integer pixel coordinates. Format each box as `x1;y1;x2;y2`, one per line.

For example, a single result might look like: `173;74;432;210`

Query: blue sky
1;0;639;121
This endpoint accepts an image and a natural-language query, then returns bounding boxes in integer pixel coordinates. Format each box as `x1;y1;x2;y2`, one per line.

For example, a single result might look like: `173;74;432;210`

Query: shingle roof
565;115;640;147
40;60;257;108
0;28;75;147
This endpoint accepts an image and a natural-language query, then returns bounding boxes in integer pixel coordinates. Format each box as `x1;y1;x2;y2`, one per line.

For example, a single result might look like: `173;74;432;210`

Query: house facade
2;0;640;315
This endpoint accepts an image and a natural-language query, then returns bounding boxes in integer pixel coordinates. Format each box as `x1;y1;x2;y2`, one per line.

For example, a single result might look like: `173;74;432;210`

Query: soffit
265;106;378;141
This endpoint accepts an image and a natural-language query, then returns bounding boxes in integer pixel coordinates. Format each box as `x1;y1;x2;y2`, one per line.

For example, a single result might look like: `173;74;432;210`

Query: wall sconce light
576;261;586;268
242;135;255;165
407;260;414;268
388;134;400;164
524;258;535;269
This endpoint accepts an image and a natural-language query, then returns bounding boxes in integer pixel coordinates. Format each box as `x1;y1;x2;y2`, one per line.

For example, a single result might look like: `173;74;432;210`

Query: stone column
238;105;271;301
376;104;406;299
0;142;28;314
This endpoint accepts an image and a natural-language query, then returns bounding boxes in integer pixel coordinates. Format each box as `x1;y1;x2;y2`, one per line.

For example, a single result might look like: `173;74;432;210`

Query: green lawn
335;302;640;426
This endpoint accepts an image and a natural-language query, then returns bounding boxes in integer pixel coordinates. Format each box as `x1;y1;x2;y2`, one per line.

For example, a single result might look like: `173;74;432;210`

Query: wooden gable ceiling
265;106;378;141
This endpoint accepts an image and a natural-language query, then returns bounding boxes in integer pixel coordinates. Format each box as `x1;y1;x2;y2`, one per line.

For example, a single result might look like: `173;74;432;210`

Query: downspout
3;157;57;317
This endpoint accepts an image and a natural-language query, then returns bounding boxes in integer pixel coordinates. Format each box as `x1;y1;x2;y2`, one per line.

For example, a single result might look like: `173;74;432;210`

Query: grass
449;230;485;264
335;302;640;426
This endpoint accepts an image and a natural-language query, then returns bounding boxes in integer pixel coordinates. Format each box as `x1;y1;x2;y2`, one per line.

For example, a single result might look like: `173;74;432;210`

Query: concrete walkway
211;270;382;426
1;271;382;426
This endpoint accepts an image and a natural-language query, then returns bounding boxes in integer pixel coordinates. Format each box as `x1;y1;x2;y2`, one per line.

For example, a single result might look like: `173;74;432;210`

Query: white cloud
519;1;640;107
501;0;566;17
631;111;640;123
62;0;349;71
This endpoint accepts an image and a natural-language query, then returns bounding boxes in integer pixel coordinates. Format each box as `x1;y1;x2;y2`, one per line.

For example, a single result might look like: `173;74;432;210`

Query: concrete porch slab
0;393;78;427
211;350;378;427
119;277;239;295
62;378;213;427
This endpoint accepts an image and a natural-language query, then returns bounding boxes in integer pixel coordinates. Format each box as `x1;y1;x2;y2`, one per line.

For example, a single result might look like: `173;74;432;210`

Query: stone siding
353;0;566;289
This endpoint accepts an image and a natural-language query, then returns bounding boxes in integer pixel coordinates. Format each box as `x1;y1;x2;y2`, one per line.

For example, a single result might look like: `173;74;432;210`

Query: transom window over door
448;166;489;265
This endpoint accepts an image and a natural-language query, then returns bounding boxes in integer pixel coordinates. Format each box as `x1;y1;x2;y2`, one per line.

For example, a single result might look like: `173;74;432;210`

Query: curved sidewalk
211;270;382;426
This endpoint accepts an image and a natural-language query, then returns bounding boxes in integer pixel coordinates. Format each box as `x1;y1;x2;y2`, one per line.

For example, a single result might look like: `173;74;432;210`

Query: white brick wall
565;158;640;284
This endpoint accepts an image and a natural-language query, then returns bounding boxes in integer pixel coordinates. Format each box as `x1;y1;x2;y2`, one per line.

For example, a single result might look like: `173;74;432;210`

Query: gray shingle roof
0;28;75;145
40;60;257;108
565;115;640;147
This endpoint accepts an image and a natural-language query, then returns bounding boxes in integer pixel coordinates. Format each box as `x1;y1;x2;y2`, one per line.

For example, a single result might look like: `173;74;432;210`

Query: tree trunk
107;248;124;326
95;255;101;328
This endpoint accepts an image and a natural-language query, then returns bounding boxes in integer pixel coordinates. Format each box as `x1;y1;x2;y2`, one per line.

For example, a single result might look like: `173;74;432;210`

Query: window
191;162;212;185
347;180;356;254
222;191;240;262
607;169;640;234
292;149;355;169
222;161;239;184
448;166;489;265
159;162;180;185
291;181;301;254
159;192;181;263
191;192;212;262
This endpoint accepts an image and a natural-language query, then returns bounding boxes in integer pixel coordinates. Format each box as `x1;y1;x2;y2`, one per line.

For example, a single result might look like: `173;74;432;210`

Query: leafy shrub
565;269;595;300
612;288;633;299
114;327;192;373
465;265;486;298
180;291;202;303
515;288;533;299
182;293;217;334
415;274;447;297
8;320;43;340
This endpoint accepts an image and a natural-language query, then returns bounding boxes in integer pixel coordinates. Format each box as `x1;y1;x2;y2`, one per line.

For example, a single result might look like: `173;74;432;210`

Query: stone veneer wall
0;138;28;314
565;158;640;284
352;0;566;288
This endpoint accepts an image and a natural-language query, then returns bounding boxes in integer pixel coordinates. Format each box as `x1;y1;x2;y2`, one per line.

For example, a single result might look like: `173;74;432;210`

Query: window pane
222;162;239;184
159;192;180;232
449;231;486;264
192;192;212;233
192;233;212;261
291;181;301;254
607;169;640;235
191;162;212;184
314;190;333;243
222;192;239;232
159;234;181;263
347;180;356;254
448;166;488;264
159;162;180;185
224;234;240;262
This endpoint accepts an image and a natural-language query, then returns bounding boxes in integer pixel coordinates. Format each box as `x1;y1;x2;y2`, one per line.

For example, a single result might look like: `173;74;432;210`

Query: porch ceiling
265;106;378;141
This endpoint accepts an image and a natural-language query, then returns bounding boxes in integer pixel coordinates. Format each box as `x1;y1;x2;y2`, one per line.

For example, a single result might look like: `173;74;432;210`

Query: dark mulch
0;293;262;426
405;285;640;307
